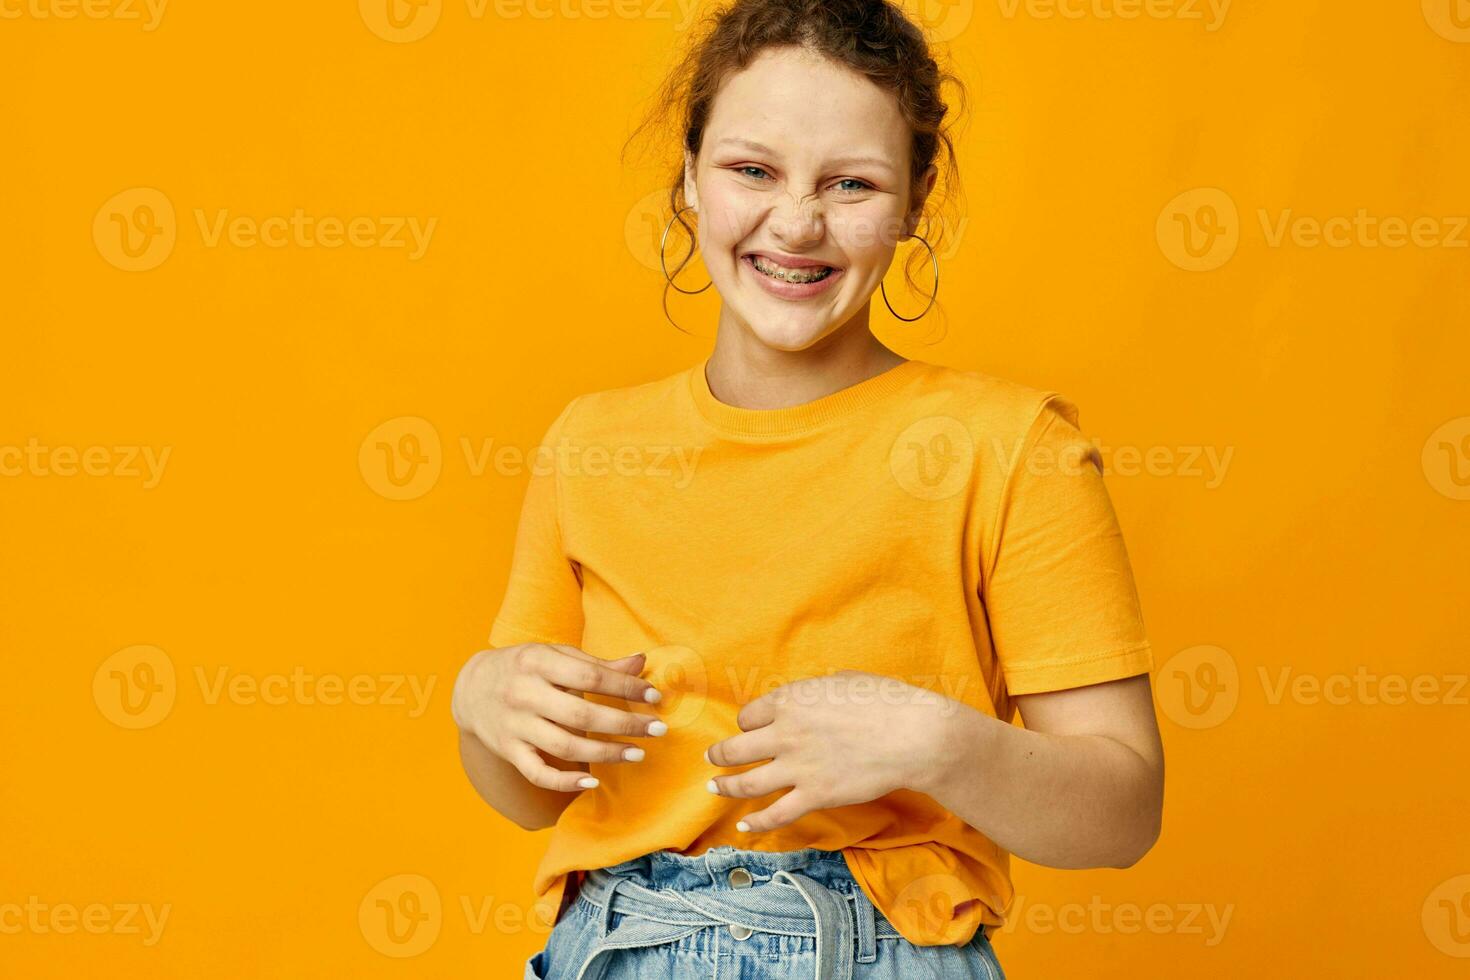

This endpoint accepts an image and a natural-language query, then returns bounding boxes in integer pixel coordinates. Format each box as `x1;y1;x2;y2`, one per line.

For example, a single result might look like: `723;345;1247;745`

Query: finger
604;653;647;673
521;716;646;765
524;644;662;704
503;739;600;793
705;727;781;767
735;788;814;833
707;760;793;800
537;685;665;739
734;694;779;733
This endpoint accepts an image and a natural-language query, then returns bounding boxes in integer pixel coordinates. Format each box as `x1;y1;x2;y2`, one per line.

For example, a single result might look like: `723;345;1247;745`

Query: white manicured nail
646;720;668;737
577;776;599;789
643;688;662;704
624;747;645;762
736;820;751;832
706;779;719;794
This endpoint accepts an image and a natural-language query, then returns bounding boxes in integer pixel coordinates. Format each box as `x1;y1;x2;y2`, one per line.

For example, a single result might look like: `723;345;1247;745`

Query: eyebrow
713;137;895;172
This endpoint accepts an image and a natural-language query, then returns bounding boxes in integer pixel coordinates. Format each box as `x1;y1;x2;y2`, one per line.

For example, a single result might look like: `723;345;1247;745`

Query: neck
705;307;907;411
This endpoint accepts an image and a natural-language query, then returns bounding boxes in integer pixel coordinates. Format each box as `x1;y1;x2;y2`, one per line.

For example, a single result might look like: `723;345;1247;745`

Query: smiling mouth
746;254;836;284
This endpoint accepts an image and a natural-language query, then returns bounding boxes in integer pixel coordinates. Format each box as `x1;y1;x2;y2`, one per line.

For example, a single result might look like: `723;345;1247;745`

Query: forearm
453;647;581;831
916;706;1163;869
457;728;577;831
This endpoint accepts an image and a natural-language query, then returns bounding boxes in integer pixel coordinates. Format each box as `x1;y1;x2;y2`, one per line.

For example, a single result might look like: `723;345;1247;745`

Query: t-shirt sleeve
487;396;585;650
980;393;1154;696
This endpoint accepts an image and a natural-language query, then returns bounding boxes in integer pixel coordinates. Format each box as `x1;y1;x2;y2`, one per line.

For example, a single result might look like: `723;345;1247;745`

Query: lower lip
742;255;843;299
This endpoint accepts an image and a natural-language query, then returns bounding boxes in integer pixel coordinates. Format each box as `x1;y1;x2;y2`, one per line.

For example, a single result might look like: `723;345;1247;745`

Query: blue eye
732;168;872;195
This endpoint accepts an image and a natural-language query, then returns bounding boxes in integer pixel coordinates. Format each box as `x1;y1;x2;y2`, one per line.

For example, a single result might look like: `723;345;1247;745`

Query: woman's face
684;45;937;353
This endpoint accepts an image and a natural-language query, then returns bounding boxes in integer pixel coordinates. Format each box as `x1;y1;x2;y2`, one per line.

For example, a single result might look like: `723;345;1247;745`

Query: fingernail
623;747;645;762
643;688;662;704
577;776;599;789
706;778;719;794
703;747;712;765
646;720;668;737
735;820;751;832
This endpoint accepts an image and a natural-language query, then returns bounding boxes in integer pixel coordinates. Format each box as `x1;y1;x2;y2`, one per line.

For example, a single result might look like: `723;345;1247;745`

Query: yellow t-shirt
489;355;1154;946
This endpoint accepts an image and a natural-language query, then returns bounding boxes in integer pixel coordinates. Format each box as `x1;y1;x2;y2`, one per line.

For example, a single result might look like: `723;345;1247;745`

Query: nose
768;189;825;248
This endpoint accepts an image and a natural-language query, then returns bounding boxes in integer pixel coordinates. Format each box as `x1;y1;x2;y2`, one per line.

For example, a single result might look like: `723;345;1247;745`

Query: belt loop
851;886;878;963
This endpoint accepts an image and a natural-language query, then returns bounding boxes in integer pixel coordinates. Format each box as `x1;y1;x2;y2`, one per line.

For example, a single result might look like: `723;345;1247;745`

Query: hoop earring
660;205;712;295
880;234;938;322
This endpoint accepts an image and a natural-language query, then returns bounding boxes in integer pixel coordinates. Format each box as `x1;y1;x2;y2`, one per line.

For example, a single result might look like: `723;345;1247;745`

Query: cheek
696;188;758;253
829;205;905;263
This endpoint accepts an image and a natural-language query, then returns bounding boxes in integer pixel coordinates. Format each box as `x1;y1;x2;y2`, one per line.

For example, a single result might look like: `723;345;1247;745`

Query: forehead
703;46;910;167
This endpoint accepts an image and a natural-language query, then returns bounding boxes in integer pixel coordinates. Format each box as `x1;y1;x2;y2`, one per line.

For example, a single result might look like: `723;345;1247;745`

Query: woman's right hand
452;643;664;793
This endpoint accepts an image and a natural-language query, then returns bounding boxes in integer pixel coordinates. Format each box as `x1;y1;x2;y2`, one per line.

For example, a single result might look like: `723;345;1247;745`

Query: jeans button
728;923;753;940
727;867;753;889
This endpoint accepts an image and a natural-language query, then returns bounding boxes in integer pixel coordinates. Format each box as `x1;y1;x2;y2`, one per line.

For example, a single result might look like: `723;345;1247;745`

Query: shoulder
545;364;694;443
901;359;1077;438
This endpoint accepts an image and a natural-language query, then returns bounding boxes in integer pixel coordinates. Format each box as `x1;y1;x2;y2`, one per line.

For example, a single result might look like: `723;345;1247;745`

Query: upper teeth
752;255;832;283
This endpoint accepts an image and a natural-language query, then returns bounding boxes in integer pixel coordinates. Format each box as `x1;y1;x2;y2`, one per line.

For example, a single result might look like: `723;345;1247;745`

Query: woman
452;1;1164;976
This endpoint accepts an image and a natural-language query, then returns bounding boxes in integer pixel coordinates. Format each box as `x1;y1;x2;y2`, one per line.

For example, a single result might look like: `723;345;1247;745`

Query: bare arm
917;673;1164;868
457;724;576;831
705;668;1162;872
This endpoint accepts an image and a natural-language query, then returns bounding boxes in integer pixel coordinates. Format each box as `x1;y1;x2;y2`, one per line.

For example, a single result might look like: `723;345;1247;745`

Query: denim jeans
524;845;1006;979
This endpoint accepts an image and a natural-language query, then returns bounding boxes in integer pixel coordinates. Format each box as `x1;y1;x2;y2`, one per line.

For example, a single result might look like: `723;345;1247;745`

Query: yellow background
3;0;1468;976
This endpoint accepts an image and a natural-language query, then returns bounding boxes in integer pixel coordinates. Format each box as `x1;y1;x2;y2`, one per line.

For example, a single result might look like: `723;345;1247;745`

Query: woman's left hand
703;669;973;833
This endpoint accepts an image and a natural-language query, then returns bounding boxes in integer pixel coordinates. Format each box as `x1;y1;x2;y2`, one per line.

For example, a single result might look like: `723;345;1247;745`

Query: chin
742;318;841;353
726;296;850;353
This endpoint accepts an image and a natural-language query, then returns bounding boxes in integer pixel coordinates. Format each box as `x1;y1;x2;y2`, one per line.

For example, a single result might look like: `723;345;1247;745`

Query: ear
903;164;939;238
683;150;700;213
